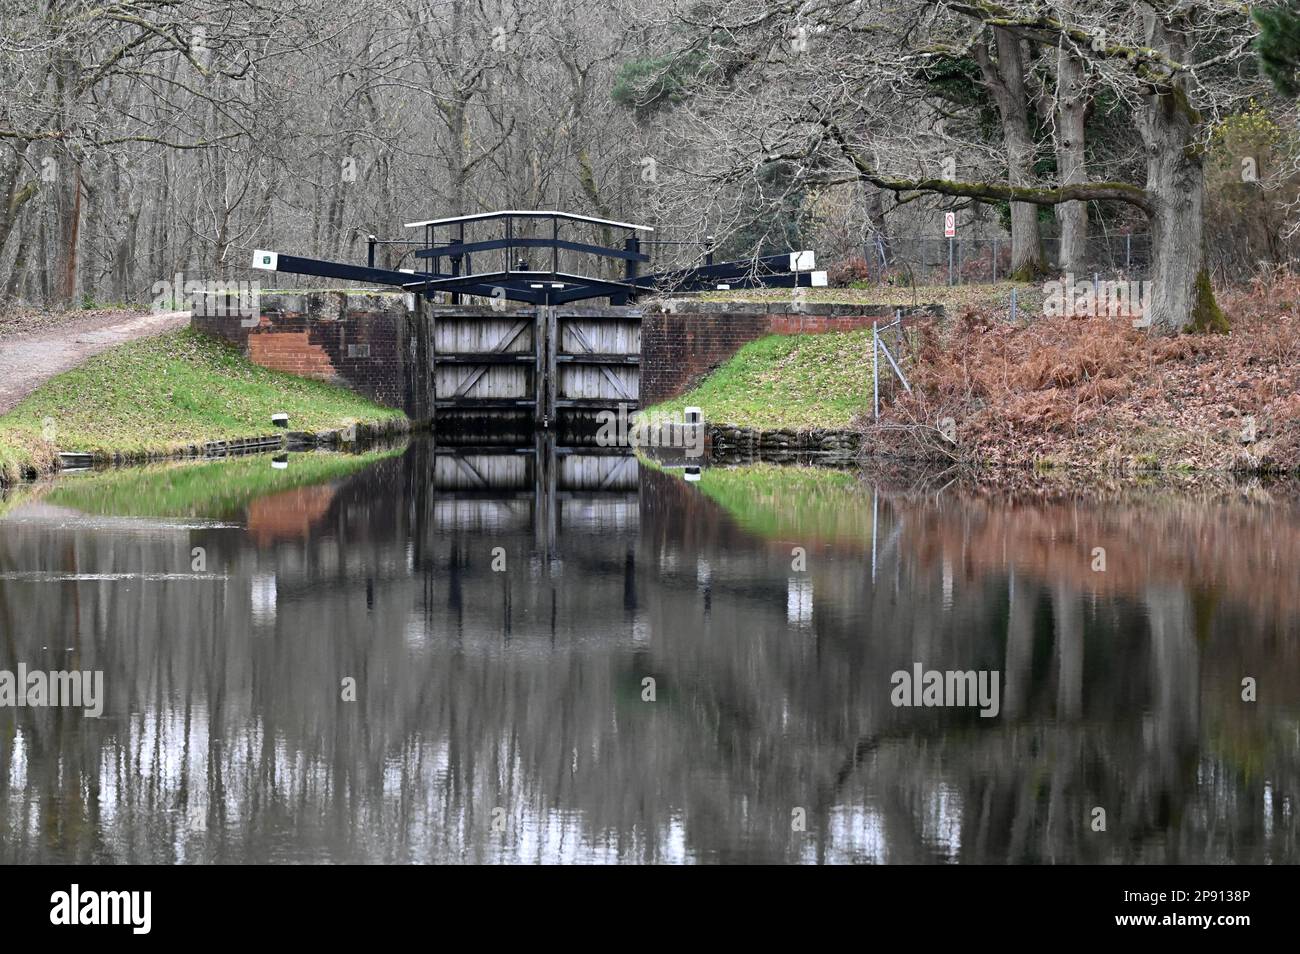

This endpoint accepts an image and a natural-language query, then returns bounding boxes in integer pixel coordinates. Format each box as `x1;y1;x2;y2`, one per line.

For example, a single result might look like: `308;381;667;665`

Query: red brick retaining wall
192;292;431;420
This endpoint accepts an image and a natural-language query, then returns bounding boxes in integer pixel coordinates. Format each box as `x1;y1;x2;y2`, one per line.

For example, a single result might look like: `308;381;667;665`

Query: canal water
0;439;1295;863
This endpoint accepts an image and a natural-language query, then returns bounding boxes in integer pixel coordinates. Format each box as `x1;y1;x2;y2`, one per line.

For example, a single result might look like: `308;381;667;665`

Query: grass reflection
37;447;403;519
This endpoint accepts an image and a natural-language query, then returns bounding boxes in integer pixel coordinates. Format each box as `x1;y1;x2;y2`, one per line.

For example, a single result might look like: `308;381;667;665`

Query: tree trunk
978;29;1044;280
58;161;82;305
3;239;29;301
1055;49;1088;275
152;150;170;284
448;99;469;216
111;157;140;304
1142;583;1199;799
576;148;614;272
1138;19;1227;334
1052;582;1083;720
864;184;891;278
0;144;37;261
447;0;469;216
38;211;51;302
1139;91;1225;333
1003;569;1036;719
83;166;100;306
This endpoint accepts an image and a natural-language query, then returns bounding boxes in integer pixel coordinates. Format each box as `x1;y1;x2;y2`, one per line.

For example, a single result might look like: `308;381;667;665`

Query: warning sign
944;212;956;238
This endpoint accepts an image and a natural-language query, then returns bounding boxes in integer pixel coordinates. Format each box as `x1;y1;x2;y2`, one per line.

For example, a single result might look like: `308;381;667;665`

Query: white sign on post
944;212;956;238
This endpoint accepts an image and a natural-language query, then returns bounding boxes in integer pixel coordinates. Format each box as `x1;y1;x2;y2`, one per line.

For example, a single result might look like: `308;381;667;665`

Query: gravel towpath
0;310;189;415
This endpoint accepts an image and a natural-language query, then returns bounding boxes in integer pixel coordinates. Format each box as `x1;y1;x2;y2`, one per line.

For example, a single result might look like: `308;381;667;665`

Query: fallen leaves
867;277;1300;472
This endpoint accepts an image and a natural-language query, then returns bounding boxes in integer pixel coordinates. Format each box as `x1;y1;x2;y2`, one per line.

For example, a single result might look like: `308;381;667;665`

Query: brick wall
639;302;939;407
192;292;432;421
193;294;939;422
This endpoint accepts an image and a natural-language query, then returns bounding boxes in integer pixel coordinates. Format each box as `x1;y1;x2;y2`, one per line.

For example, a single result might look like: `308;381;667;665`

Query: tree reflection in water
0;444;1295;863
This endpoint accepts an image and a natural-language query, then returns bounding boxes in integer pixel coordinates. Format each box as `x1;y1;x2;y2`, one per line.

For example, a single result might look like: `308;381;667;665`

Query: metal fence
633;228;1156;287
858;233;1152;285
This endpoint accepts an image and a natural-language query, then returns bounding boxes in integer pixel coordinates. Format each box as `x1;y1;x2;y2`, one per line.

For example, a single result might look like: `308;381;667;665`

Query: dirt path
0;310;189;415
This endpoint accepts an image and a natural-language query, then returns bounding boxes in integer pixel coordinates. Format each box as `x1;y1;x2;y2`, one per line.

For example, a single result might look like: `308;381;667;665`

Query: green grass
690;462;874;542
643;329;877;429
0;436;41;486
37;448;402;519
0;328;405;484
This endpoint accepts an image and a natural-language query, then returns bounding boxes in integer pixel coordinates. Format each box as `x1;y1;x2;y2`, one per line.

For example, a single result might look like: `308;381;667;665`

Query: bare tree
632;0;1263;333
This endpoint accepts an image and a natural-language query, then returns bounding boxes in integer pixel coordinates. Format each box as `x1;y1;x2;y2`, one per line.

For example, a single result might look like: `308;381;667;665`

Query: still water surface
0;440;1296;863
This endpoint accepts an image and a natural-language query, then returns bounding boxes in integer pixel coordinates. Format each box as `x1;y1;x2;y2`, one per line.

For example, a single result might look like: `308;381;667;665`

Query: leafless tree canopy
0;1;1296;331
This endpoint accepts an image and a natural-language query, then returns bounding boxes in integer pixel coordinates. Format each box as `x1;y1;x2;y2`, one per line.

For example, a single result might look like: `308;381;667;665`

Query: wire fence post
877;332;912;394
854;232;1151;286
872;320;880;421
871;486;878;583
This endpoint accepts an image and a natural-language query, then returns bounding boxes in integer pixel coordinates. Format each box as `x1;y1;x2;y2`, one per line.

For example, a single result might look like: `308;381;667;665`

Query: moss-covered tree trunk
1139;25;1228;335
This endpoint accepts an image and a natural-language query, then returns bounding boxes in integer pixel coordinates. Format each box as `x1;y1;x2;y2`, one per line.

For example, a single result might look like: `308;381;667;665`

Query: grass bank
0;327;406;485
643;329;876;430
